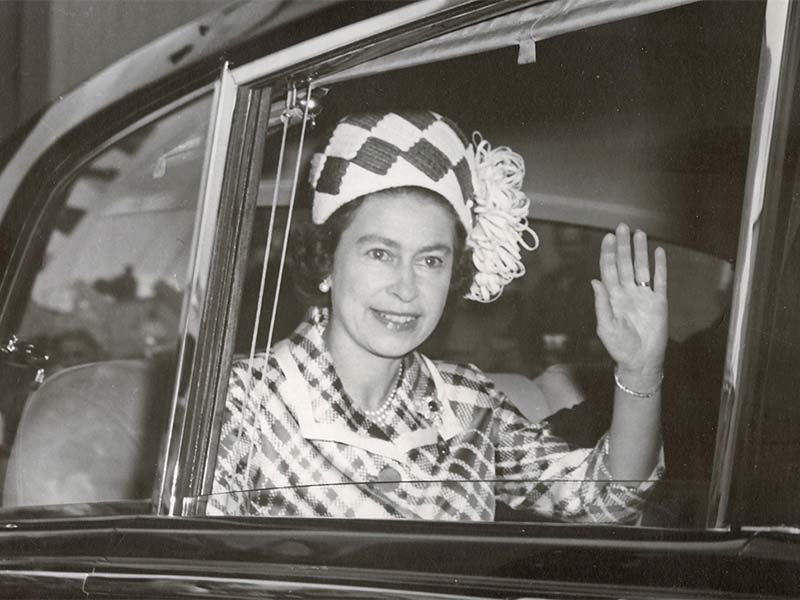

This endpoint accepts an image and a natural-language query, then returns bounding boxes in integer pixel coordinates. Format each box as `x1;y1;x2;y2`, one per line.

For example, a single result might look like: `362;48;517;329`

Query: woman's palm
591;224;668;373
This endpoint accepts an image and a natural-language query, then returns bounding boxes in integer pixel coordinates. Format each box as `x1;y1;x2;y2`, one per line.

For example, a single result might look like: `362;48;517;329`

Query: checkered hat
309;111;538;302
310;112;475;229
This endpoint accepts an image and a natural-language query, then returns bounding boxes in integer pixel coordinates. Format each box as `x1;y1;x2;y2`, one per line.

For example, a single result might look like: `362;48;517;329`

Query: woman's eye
423;256;444;268
367;249;390;261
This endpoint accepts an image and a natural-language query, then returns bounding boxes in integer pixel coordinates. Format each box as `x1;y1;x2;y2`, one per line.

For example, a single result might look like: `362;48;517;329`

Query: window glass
203;2;763;527
0;94;213;510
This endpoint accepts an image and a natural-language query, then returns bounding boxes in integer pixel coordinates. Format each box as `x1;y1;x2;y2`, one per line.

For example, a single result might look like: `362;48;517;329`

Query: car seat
3;359;171;507
489;365;585;423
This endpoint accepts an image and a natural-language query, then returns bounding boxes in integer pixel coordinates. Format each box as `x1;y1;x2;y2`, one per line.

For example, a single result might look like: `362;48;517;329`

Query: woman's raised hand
591;223;668;379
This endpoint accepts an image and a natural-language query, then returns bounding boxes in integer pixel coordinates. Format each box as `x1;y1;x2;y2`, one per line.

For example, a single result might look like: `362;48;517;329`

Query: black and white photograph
0;0;798;597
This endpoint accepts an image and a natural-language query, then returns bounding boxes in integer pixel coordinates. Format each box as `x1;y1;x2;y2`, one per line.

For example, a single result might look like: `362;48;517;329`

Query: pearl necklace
361;362;404;426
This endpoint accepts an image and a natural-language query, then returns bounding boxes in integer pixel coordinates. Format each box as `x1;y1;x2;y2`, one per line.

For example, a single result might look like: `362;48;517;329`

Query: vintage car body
0;0;799;597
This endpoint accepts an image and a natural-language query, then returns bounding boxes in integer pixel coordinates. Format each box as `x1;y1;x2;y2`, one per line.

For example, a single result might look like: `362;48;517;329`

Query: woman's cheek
422;269;453;302
355;258;390;279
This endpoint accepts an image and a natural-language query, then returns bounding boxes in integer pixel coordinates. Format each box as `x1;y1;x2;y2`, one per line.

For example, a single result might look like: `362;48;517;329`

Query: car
0;0;798;597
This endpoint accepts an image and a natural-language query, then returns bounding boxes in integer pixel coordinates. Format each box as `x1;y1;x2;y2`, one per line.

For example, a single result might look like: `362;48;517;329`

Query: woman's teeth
375;311;417;330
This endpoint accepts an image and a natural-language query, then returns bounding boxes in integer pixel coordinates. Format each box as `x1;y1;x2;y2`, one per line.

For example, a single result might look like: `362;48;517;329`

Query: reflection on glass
19;99;211;369
1;94;213;509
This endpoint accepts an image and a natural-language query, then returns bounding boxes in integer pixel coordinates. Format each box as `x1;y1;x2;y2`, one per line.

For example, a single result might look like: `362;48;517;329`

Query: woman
208;111;667;521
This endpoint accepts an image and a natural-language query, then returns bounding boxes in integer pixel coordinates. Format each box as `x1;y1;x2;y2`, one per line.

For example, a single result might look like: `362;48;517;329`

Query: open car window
192;0;765;528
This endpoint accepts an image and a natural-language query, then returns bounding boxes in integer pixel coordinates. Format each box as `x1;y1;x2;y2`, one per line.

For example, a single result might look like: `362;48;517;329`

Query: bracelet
614;370;664;398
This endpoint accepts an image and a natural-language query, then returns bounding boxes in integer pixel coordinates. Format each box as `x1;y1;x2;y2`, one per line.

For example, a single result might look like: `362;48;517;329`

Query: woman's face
326;188;457;362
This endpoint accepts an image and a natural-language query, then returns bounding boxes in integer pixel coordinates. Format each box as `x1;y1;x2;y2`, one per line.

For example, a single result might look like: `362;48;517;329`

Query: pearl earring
318;277;331;293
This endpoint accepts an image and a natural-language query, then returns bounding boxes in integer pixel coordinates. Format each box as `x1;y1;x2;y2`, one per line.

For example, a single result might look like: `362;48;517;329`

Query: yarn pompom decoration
465;133;539;302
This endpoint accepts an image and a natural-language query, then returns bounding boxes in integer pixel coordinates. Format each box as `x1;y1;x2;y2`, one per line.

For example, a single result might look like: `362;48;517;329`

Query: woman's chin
364;325;430;359
366;336;422;360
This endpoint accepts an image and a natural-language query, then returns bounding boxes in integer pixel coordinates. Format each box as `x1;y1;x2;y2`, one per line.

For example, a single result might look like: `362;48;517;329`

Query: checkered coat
207;308;662;521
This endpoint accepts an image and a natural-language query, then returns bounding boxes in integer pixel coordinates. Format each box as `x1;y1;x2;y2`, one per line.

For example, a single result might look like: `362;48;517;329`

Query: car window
197;1;764;527
0;93;213;511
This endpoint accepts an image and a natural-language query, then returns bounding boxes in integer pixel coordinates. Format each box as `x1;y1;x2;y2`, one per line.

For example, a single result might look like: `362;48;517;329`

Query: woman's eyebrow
417;244;452;255
355;235;452;254
355;234;400;248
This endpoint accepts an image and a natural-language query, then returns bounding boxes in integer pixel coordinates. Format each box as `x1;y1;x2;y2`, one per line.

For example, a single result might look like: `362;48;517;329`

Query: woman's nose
389;264;418;302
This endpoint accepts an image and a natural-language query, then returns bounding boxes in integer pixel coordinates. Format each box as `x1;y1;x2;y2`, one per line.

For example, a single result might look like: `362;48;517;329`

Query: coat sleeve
205;356;272;516
489;376;664;524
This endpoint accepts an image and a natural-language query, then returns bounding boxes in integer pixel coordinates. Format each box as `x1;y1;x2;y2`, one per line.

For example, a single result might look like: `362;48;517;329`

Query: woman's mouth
372;309;420;331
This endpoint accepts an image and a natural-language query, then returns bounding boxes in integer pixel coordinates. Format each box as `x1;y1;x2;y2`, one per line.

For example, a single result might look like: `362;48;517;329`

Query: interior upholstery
490;365;585;422
3;359;171;507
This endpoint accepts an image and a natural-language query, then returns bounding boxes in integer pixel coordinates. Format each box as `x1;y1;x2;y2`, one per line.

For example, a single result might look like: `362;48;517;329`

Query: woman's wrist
614;365;664;398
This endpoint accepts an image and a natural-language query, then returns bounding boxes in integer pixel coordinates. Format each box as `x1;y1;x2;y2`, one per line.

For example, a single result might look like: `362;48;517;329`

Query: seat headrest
489;366;584;423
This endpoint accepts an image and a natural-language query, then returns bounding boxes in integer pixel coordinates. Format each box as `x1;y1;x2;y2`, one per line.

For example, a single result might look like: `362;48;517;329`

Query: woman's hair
290;186;475;308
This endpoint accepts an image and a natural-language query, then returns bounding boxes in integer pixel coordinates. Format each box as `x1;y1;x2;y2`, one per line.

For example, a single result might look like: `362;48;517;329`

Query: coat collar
272;307;465;462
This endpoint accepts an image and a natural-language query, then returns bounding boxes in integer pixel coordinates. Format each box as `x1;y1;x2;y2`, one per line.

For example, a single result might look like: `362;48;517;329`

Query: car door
0;0;371;524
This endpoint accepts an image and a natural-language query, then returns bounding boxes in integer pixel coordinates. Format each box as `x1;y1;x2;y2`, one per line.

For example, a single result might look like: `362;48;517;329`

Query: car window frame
156;67;275;515
710;0;800;530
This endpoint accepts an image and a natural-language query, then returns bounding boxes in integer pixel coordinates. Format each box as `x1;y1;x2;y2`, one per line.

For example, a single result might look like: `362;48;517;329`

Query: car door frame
706;0;800;530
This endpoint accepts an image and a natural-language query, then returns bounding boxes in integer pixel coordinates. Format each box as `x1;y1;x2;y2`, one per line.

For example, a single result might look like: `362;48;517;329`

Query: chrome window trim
187;85;275;508
230;0;459;86
156;65;239;515
84;572;499;600
706;0;793;529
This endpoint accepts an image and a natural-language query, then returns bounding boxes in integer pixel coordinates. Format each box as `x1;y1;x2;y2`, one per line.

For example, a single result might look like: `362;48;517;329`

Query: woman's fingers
633;229;651;285
654;246;668;295
600;232;620;290
601;224;663;292
615;223;636;286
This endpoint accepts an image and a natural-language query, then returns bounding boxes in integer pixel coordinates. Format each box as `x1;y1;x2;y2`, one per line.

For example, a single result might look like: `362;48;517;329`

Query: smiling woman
325;189;458;364
207;111;668;521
